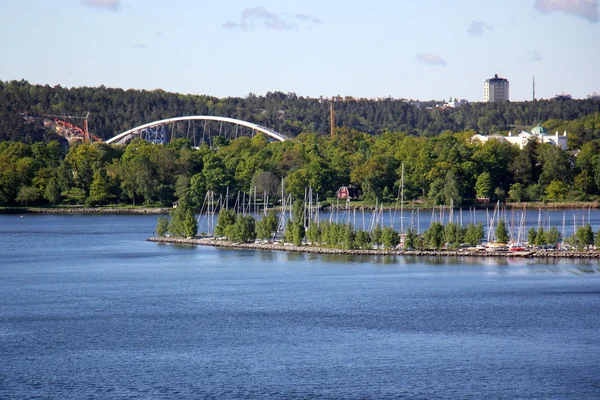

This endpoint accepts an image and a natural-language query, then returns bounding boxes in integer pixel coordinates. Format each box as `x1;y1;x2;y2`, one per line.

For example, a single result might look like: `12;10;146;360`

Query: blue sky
1;0;598;101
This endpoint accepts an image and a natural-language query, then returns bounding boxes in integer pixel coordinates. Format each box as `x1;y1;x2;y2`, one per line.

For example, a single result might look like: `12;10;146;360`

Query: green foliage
534;227;546;246
464;223;484;245
168;198;197;238
156;216;169;237
16;185;39;206
423;222;444;249
215;208;236;237
527;227;537;245
545;226;561;245
355;230;371;249
342;225;356;250
381;226;400;249
443;223;464;248
256;211;279;241
305;221;322;244
545;180;569;200
573;224;594;249
371;224;382;246
44;179;61;205
404;228;418;250
227;214;257;243
508;183;525;202
475;172;492;199
495;220;509;244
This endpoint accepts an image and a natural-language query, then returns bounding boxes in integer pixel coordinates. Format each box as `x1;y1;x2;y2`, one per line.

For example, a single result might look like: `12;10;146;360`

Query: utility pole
533;77;535;101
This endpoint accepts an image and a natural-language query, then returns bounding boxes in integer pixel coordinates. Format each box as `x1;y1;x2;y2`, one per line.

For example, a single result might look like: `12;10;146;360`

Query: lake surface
1;214;599;399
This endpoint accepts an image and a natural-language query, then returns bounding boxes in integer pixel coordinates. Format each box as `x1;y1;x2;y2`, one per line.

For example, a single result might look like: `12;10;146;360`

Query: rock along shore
1;207;171;214
148;237;600;259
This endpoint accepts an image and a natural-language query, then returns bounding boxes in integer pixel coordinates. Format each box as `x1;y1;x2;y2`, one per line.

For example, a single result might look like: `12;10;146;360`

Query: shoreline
2;200;599;215
0;207;171;214
148;237;600;259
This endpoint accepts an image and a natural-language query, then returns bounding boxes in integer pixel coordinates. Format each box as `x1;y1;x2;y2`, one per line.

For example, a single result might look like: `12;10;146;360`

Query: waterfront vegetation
2;80;600;213
158;201;600;252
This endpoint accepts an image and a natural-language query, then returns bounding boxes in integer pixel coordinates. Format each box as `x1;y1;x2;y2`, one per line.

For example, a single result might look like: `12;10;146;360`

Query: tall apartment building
484;74;509;102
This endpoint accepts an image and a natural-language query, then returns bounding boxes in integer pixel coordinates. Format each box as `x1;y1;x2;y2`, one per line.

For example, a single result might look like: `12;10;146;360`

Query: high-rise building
484;74;509;102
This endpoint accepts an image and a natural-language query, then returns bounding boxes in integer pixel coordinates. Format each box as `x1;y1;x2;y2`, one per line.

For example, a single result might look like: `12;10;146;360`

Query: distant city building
471;125;567;150
553;92;572;100
446;97;468;108
484;74;509;102
587;92;600;99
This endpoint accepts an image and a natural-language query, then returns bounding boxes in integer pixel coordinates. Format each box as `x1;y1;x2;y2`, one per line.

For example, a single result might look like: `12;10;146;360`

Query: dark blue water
1;214;599;399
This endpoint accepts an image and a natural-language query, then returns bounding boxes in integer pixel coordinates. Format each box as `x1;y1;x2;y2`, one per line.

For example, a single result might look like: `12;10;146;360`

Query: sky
1;0;599;101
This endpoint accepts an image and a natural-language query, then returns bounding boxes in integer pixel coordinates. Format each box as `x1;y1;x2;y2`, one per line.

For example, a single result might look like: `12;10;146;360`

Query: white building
471;125;568;150
484;74;509;102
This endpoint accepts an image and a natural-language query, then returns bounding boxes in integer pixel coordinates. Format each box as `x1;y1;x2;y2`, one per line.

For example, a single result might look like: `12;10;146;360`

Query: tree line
1;79;600;142
159;200;600;251
3;124;600;208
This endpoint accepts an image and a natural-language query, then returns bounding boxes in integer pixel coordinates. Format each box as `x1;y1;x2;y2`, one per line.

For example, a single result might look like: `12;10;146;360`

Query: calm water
1;214;599;399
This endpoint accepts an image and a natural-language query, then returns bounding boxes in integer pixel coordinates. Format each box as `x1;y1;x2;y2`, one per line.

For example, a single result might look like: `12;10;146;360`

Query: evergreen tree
527;227;537;245
227;214;257;243
423;222;444;249
355;230;371;249
214;208;236;237
381;226;400;249
371;224;382;247
156;216;169;237
404;228;417;250
168;197;197;238
495;220;509;244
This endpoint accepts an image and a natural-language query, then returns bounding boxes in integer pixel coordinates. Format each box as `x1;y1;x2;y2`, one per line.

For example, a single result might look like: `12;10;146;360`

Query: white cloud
415;53;447;66
526;49;543;61
534;0;598;22
223;7;322;31
467;20;494;37
81;0;121;11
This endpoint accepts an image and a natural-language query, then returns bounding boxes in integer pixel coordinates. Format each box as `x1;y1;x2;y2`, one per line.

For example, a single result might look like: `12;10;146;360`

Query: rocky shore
1;207;171;214
148;237;600;259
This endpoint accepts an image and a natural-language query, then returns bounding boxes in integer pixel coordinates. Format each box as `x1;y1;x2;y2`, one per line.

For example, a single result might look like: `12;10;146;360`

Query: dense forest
2;127;600;209
2;79;600;210
1;79;600;142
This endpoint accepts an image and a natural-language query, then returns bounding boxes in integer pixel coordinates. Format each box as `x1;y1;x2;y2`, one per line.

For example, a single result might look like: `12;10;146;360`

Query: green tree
443;222;464;248
342;225;356;250
168;197;197;238
305;221;322;244
256;211;279;241
545;180;569;200
44;179;62;205
423;222;444;249
89;169;114;205
156;216;169;237
475;172;492;199
381;226;400;249
16;185;39;206
495;220;509;244
573;224;594;250
508;183;525;202
534;227;546;246
227;214;257;243
355;230;371;249
527;227;537;245
215;208;236;237
371;224;382;247
404;228;417;250
464;223;484;245
545;226;561;245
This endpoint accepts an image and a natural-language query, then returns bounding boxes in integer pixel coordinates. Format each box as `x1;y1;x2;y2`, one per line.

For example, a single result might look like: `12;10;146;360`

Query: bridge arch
105;116;289;145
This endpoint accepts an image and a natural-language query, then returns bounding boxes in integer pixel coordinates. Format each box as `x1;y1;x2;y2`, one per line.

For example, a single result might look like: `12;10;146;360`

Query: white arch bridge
105;116;289;145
